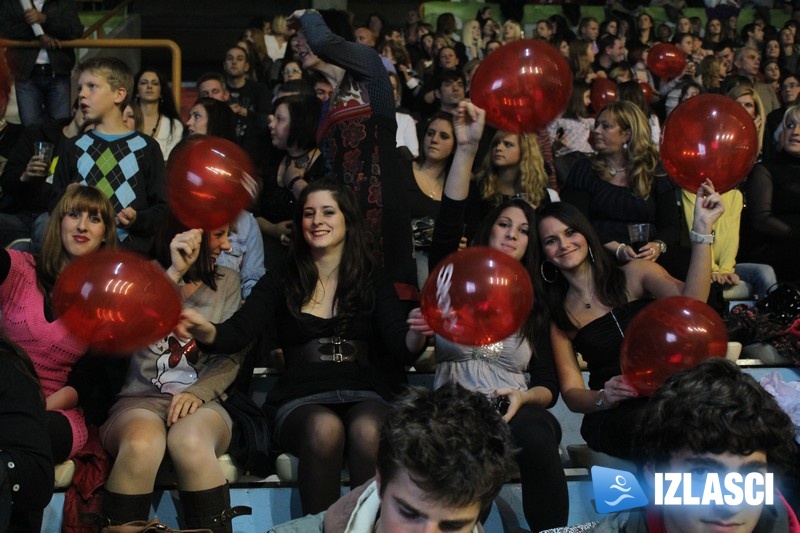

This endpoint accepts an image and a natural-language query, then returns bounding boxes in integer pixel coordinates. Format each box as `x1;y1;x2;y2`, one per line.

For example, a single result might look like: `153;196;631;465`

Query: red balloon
470;39;573;133
590;78;618;114
639;81;655;104
420;247;533;346
620;296;728;396
661;94;758;193
167;136;261;230
52;249;182;354
646;43;686;79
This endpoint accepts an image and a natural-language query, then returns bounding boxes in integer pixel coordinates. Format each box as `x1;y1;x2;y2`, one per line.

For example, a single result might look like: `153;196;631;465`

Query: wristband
615;243;627;261
595;389;606;409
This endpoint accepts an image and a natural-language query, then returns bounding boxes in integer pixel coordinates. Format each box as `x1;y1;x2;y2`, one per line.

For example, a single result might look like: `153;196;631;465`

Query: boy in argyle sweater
53;57;166;254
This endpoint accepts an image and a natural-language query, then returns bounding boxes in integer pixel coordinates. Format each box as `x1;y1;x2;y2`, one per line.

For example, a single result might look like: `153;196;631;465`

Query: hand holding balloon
691;179;725;234
407;307;434;337
601;375;639;406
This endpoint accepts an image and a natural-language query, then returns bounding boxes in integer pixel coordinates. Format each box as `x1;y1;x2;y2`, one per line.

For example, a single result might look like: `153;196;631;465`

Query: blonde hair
478;131;549;207
76;57;133;109
502;20;523;43
726;83;765;154
38;184;118;289
591;101;659;200
462;20;484;58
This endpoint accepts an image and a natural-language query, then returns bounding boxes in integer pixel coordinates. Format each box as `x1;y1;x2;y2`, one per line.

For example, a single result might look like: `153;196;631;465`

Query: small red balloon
661;94;758;193
420;247;533;346
590;78;618;114
620;296;728;396
52;249;183;354
646;43;686;79
470;39;573;133
166;136;261;230
639;81;655;104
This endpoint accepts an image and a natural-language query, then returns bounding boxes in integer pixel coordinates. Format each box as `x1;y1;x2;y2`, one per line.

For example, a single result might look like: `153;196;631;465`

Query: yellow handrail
1;38;182;107
81;0;135;39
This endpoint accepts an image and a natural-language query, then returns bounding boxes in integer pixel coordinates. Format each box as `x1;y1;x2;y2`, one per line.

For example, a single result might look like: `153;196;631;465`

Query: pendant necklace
608;166;626;177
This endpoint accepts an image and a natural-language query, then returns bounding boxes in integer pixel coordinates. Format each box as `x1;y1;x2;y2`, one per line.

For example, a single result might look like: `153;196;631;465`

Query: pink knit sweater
1;250;88;457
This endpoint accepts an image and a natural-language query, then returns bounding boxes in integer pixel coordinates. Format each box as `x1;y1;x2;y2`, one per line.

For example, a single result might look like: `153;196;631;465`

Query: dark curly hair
377;384;516;510
635;358;797;475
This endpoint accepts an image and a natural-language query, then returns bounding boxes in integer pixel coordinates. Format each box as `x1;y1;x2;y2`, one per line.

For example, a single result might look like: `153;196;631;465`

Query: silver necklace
608;166;626;177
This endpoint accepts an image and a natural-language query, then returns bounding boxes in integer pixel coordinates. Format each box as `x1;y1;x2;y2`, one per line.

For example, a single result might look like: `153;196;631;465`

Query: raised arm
443;101;485;202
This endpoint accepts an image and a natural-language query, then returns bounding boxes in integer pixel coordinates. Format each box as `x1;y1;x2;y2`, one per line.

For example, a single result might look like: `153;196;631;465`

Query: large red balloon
661;94;758;193
646;43;686;79
52;249;182;354
167;136;261;230
620;296;728;396
420;247;533;346
590;78;618;114
470;39;573;133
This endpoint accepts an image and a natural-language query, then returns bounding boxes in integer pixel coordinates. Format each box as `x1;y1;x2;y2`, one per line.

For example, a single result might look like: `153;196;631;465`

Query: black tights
508;404;569;532
278;400;388;515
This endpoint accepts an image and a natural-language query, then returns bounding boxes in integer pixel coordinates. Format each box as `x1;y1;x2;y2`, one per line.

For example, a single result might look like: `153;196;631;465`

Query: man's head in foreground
375;384;516;532
637;358;796;533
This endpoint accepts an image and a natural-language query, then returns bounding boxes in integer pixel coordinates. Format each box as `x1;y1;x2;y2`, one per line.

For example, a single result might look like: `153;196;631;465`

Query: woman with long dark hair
178;179;429;515
133;68;184;159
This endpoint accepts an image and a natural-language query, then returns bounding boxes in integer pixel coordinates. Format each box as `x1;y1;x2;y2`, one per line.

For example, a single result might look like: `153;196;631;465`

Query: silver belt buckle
331;336;344;363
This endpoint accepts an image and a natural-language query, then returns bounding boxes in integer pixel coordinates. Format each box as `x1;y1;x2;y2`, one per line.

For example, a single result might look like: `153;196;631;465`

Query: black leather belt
284;337;368;366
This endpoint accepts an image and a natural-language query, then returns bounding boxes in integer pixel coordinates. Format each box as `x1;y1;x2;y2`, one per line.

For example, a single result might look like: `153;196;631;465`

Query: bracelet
595;389;606;409
615;243;627;261
286;176;304;190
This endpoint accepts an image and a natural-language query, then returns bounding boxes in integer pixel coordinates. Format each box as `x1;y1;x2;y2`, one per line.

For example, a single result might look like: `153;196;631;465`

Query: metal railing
1;38;182;107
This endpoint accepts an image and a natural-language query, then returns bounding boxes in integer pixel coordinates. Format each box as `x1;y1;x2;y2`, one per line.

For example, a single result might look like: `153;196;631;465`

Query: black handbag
220;389;277;477
756;283;800;328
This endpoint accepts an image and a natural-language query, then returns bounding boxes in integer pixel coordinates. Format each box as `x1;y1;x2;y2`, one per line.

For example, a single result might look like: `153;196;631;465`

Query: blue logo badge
592;465;649;513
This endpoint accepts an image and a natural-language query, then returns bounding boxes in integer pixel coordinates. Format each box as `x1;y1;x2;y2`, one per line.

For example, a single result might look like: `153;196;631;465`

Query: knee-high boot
97;489;152;525
179;483;251;533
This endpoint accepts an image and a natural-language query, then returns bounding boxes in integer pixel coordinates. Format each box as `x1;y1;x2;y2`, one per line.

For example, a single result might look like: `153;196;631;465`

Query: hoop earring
589;246;595;264
540;261;558;284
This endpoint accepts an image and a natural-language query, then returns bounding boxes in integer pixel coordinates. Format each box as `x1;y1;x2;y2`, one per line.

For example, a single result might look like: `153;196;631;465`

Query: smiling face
656;450;768;533
61;209;106;260
269;102;290;150
208;225;231;263
765;39;780;58
186;104;208;135
136;71;161;103
538;215;589;272
302;190;346;254
423;118;455;162
488;206;529;261
492;133;521;168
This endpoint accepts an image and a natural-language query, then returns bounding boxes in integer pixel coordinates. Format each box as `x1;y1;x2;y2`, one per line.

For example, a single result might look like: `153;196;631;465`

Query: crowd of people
2;1;800;532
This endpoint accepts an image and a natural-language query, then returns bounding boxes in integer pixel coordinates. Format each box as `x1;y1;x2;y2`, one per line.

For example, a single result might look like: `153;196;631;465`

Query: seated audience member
256;94;323;273
556;359;798;532
658;33;698;116
100;218;250;530
733;46;780;116
52;57;166;256
681;84;776;300
290;9;416;297
1;185;117;465
538;185;723;459
406;112;456;287
183;97;264;299
560;101;686;279
764;74;800;161
0;100;87;249
569;40;603;85
617;80;661;145
427;102;568;532
740;105;800;282
0;333;54;533
133;68;184;160
269;384;516;533
178;180;429;515
548;81;594;163
222;46;272;163
387;71;419;159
